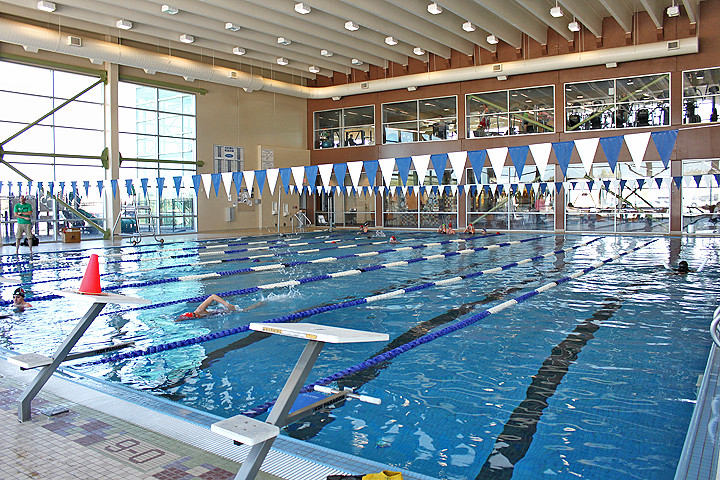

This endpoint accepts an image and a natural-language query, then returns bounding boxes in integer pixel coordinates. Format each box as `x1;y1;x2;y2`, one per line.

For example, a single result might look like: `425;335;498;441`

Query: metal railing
291;211;311;234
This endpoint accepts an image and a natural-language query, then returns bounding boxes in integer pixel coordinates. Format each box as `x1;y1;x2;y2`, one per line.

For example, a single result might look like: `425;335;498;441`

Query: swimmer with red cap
178;294;236;320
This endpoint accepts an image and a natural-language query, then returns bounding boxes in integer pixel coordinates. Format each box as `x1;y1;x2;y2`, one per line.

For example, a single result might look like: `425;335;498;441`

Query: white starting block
212;322;388;480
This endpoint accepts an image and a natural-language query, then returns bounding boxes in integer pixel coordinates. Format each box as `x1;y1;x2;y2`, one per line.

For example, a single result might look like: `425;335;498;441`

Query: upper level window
565;73;670;132
382;96;457;144
314;105;374;149
466;86;554;138
683;67;720;124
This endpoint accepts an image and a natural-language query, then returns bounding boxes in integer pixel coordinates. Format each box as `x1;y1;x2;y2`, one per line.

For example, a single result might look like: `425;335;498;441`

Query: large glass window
383;97;457;144
0;60;106;242
382;169;458;228
565;73;670;131
466;86;554;138
118;82;197;234
682;159;720;233
314;105;374;149
683;67;720;124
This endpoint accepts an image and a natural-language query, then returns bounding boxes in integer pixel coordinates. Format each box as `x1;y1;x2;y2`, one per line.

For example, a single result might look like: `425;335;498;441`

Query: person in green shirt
14;195;34;255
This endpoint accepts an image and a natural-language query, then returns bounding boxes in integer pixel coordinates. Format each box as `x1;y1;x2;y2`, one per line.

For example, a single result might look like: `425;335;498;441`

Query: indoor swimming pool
1;231;719;480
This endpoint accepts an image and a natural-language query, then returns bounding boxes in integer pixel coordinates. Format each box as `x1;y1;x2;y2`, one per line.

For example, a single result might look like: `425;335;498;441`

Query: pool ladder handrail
710;305;720;348
291;210;311;234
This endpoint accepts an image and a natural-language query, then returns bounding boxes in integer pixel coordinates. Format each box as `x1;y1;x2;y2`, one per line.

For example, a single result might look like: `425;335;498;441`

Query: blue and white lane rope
78;236;603;367
241;238;658;418
0;233;503;300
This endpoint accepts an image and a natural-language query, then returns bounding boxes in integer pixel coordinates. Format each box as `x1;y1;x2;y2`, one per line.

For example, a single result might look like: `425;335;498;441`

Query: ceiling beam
515;0;574;41
475;0;548;45
439;0;523;48
639;0;665;29
681;0;699;24
598;0;634;33
558;0;604;37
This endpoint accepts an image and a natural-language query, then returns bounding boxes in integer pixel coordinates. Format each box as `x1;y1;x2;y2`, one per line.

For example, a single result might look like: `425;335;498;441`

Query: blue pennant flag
17;181;23;195
694;175;703;187
525;183;532;194
655;177;663;189
599;135;623;173
470;185;477;195
509;145;529;180
0;181;3;195
305;165;318;189
430;153;448;180
715;174;720;188
362;186;368;196
587;181;594;191
419;186;426;197
255;170;267;195
70;181;77;200
96;180;103;197
173;176;183;196
140;178;149;197
157;177;165;199
651;129;678;168
510;183;518;194
552;141;574;178
673;176;683;189
125;179;133;197
484;184;491;194
636;178;645;190
373;186;379;195
539;183;547;195
497;184;504;196
431;185;439;195
603;180;611;191
232;172;243;196
83;180;90;197
211;173;222;197
110;179;117;198
48;181;55;196
279;168;292;194
619;179;627;191
457;185;464;196
27;181;33;195
396;186;403;196
570;181;578;190
8;183;12;196
37;181;43;195
395;157;412;186
468;150;487;182
333;163;347;187
363;160;379;188
555;182;563;193
59;181;66;196
191;175;201;196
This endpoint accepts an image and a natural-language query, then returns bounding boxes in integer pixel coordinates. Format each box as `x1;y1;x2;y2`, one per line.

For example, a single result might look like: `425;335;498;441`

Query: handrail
710;305;720;348
291;211;311;234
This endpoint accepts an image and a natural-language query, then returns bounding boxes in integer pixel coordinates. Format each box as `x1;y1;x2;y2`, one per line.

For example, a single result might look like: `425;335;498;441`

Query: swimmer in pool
389;235;399;244
463;223;475;234
177;295;267;321
673;260;691;275
12;287;32;312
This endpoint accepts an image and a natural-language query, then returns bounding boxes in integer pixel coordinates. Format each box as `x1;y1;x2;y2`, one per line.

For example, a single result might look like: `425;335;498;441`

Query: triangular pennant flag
59;181;66;196
529;143;552;180
431;185;439;195
332;163;347;188
413;155;431;186
448;151;467;182
673;176;683;189
651;129;678;169
318;164;333;188
654;177;664;189
603;180;611;191
201;174;212;198
497;184;504;196
378;158;396;187
291;166;305;190
124;179;133;197
457;185;464;196
539;183;547;195
83;180;90;197
508;145;529;180
305;165;318;190
157;177;165;199
694;174;703;187
625;131;651;168
419;185;426;196
552;141;574;178
468;150;487;182
574;138;599;175
570;181;578;190
173;176;183;196
487;147;508;181
279;168;292;193
395;157;412;186
110;179;117;198
243;170;255;194
347;161;363;189
401;186;408;196
96;180;103;197
0;181;3;195
71;181;79;197
587;180;594;191
266;169;279;195
510;183;518;195
210;173;222;197
220;172;233;199
599;135;623;173
255;169;267;195
430;153;448;182
363;160;379;188
525;183;533;194
48;181;55;196
140;178;150;197
396;186;403;196
449;185;457;196
715;174;720;188
555;182;563;194
489;183;497;195
619;179;627;192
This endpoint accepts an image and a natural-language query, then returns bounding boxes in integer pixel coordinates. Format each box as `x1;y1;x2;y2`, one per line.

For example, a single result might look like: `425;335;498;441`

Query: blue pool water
1;232;719;480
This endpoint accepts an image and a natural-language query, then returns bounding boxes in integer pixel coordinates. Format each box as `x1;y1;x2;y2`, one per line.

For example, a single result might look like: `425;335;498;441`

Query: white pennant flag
243;170;255;193
448;151;468;182
487;147;508;181
201;173;213;199
532;182;540;194
575;138;599;175
347;161;364;189
489;183;497;195
625;132;651;169
346;186;353;196
529;143;552;180
266;168;279;195
291;166;305;190
401;186;408;196
318;164;333;188
450;184;458;196
378;185;386;195
378;158;396;187
412;155;430;186
221;172;233;200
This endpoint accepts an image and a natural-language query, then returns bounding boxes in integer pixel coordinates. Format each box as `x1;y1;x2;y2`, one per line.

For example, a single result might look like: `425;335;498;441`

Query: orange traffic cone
78;254;102;294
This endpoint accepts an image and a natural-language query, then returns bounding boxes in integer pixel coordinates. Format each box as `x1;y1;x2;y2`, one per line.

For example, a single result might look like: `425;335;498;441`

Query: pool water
1;233;719;480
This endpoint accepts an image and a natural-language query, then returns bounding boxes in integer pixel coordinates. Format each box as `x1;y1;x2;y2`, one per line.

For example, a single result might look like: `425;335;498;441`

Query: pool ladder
291;211;311;234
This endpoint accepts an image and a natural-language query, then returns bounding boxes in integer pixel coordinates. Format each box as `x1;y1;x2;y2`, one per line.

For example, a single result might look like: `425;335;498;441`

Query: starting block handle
314;385;381;405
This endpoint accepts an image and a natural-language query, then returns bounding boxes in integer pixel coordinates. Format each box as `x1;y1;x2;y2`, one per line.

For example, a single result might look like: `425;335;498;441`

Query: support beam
559;0;604;37
515;0;574;41
440;0;523;48
640;0;665;29
479;0;549;45
599;0;634;33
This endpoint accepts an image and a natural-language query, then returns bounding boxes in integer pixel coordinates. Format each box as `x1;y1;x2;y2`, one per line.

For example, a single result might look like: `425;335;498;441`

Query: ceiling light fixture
568;18;580;32
308;65;320;73
351;58;363;66
427;2;442;14
276;57;289;66
385;36;398;45
294;2;311;14
277;37;292;45
179;33;194;43
462;21;475;32
116;19;133;30
486;34;499;44
320;49;333;57
667;2;680;17
232;46;246;55
37;1;56;12
413;47;425;55
345;21;359;31
550;1;563;17
225;22;241;31
161;4;178;15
